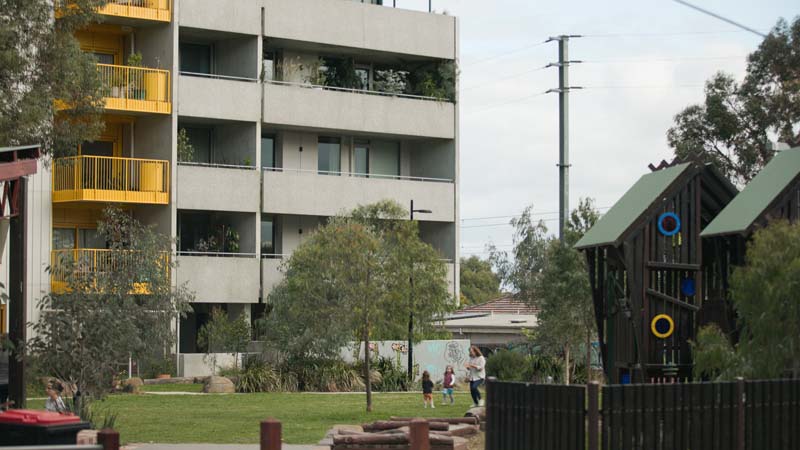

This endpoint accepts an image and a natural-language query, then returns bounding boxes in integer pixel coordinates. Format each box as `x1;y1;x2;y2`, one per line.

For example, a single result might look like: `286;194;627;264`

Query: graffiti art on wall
444;340;466;366
391;342;408;354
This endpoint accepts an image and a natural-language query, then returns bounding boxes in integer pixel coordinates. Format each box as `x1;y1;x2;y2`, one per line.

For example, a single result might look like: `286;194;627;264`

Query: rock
76;430;98;445
122;378;143;394
203;376;235;393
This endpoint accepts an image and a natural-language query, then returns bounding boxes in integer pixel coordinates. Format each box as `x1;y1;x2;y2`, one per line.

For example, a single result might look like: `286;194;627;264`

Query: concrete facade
11;1;459;365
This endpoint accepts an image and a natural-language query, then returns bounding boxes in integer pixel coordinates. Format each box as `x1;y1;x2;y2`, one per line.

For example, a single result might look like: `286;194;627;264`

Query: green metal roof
575;162;692;249
701;147;800;238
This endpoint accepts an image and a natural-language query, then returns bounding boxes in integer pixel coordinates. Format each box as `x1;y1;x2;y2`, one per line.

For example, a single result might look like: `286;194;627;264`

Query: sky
392;0;798;259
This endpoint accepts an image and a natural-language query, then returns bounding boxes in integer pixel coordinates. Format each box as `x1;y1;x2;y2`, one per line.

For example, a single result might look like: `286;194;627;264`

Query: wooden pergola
575;160;737;384
0;144;41;409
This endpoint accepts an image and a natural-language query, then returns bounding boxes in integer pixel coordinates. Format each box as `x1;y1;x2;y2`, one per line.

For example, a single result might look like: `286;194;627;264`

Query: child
45;380;67;414
441;365;455;405
421;371;434;409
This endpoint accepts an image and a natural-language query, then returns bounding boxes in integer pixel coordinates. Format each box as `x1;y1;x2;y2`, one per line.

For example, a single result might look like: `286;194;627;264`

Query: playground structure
576;148;800;383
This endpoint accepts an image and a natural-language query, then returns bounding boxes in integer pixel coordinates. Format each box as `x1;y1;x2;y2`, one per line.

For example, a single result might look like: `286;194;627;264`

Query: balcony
178;75;260;122
176;254;260;303
50;248;169;294
177;164;260;212
52;155;169;204
263;0;456;59
98;64;171;114
263;81;455;139
57;0;171;23
99;0;171;22
262;168;455;221
261;256;284;296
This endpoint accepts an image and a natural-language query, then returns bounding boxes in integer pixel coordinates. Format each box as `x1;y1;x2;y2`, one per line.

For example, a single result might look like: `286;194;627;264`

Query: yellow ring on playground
651;314;674;339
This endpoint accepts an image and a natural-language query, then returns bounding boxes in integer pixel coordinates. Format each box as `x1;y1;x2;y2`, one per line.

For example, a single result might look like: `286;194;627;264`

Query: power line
462;40;548;67
582;55;748;64
461;206;611;222
460;65;548;92
672;0;767;37
582;29;763;38
582;84;704;90
462;91;549;115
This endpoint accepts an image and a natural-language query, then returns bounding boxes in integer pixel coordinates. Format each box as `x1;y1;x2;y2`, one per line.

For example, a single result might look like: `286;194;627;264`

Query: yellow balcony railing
55;0;171;22
98;63;171;114
99;0;171;22
50;248;170;294
52;155;170;204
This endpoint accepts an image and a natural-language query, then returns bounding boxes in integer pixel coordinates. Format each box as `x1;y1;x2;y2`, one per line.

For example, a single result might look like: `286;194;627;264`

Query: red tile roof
458;295;538;315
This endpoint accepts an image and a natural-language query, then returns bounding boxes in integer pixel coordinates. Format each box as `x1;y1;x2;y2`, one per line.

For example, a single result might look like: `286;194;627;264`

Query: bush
486;349;530;381
371;356;411;392
282;357;365;392
523;353;563;383
236;358;289;393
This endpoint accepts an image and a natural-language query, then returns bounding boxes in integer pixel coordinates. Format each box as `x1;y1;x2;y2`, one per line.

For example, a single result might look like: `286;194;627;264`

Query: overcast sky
394;0;797;259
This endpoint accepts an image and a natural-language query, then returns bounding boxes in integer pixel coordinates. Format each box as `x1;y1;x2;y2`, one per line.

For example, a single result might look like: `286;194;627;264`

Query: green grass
27;391;477;445
140;383;204;393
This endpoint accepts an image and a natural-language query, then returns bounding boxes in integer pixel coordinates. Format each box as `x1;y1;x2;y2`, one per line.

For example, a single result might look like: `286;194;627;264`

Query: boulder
122;377;143;394
203;376;235;393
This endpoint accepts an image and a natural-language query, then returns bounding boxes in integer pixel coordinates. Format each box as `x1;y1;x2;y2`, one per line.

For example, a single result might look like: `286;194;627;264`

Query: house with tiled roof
440;295;538;353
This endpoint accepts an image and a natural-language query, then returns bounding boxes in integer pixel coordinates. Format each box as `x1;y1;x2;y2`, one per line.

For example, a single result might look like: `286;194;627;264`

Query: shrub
523;353;563;383
282;357;365;392
371;356;410;392
486;349;530;381
236;358;287;393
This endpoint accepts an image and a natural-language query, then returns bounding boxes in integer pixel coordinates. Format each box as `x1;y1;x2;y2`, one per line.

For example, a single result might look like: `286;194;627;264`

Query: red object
0;409;81;425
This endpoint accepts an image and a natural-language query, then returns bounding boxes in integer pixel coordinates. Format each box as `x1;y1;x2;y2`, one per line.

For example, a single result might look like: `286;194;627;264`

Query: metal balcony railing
50;249;170;293
97;63;171;114
55;0;171;22
52;155;170;204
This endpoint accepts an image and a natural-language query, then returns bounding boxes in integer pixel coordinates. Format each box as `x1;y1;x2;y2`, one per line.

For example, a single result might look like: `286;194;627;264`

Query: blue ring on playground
681;278;696;297
657;212;681;236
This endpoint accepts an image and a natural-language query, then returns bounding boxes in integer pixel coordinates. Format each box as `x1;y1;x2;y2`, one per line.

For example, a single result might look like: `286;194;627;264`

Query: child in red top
441;365;455;405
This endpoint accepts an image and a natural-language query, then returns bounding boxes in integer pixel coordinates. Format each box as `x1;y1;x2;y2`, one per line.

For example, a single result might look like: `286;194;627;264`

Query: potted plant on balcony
127;52;145;100
304;57;327;88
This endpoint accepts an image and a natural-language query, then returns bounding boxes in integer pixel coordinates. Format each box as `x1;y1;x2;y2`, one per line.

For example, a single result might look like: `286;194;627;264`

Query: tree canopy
0;0;107;156
489;199;600;384
27;207;193;408
459;255;500;306
667;17;800;185
263;200;453;411
693;220;800;380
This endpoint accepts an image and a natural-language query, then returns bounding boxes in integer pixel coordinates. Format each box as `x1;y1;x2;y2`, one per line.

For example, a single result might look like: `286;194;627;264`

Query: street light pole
408;199;432;381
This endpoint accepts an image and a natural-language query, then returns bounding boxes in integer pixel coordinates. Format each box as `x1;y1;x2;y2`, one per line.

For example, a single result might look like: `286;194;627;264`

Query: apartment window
184;127;213;164
261;216;275;255
371;140;400;177
178;212;210;252
261;135;275;169
354;140;369;177
53;228;76;250
262;51;275;81
355;66;370;90
78;229;105;249
318;137;341;175
180;43;212;74
80;140;115;157
93;52;115;65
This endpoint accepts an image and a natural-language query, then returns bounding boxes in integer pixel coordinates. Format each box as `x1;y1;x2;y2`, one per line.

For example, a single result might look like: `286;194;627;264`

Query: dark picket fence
485;377;800;450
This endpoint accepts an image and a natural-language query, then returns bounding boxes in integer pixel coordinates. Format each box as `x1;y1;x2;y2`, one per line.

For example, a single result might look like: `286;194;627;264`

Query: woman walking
464;346;486;407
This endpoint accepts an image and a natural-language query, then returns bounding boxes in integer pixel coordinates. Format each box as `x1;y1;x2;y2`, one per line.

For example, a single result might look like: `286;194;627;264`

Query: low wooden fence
486;377;800;450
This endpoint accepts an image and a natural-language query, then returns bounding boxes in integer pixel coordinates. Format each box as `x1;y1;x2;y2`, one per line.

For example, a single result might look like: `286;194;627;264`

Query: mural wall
341;339;471;383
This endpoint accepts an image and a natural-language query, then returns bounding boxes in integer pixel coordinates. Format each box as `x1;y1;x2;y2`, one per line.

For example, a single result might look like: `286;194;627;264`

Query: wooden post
736;377;745;450
260;418;281;450
588;381;600;450
98;429;120;450
409;418;430;450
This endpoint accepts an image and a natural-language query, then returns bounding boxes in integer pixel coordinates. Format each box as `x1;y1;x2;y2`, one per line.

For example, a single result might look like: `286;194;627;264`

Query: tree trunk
364;325;373;412
564;343;571;385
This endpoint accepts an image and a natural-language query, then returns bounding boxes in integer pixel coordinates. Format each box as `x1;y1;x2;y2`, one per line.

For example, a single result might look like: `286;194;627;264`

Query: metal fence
486;377;800;450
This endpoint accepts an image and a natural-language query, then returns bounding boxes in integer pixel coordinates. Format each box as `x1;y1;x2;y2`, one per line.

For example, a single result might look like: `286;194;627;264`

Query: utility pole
546;35;582;242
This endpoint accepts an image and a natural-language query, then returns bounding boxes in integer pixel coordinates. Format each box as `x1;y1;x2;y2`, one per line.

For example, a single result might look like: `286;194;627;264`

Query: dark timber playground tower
575;160;737;384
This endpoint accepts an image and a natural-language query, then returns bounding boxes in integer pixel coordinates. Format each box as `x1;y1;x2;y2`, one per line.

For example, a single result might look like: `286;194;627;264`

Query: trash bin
0;409;91;446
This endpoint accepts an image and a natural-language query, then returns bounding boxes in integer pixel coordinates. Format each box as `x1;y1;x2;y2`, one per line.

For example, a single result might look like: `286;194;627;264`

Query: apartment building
14;0;459;367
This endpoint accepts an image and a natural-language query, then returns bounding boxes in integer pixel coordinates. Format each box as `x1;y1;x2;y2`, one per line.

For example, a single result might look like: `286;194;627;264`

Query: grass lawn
28;391;478;445
139;383;204;393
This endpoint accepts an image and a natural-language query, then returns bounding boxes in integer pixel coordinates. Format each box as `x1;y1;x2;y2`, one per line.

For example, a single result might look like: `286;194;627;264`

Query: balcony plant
127;52;145;100
195;224;240;254
324;57;360;89
177;128;195;162
374;69;408;95
304;57;327;87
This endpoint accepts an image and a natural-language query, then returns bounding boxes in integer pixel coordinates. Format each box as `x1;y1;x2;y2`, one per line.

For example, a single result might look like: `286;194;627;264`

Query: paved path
127;444;315;450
